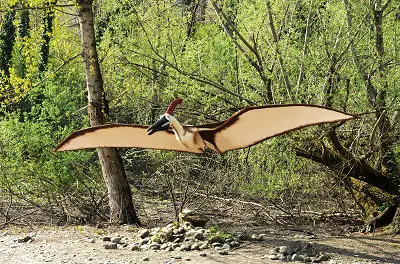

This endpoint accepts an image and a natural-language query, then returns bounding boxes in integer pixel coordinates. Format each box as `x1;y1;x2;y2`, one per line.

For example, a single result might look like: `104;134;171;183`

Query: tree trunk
76;0;140;225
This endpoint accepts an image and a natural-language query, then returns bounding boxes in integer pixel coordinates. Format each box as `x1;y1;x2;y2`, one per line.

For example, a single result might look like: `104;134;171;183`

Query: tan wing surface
203;104;355;154
56;123;203;153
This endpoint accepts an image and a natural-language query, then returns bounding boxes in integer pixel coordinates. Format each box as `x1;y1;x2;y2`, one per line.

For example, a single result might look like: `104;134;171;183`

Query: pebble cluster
102;222;241;256
265;241;330;263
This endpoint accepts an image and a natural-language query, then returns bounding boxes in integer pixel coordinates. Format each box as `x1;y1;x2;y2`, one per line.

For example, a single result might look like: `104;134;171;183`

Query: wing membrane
56;123;203;153
204;104;355;153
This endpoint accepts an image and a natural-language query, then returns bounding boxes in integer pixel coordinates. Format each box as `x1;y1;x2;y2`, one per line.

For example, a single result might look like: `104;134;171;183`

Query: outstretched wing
56;123;203;153
199;104;356;154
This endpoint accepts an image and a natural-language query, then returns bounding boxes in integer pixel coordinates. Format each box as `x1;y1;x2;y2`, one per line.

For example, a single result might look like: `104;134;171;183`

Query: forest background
0;0;399;232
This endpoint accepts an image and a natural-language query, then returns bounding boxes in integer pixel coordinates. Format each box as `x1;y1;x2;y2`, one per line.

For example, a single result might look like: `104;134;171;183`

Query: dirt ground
0;225;399;264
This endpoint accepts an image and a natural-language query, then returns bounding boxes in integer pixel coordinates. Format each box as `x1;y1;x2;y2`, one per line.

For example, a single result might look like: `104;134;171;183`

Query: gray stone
139;238;149;245
191;243;200;250
256;234;265;241
103;236;111;242
21;236;32;243
267;254;279;260
149;242;160;250
279;246;289;254
210;235;223;243
199;243;209;250
111;237;122;244
221;244;231;250
139;229;150;239
104;243;117;249
88;238;95;243
212;242;222;247
292;254;303;261
171;243;181;248
194;232;204;240
219;250;229;255
129;244;139;251
140;244;149;250
174;237;183;243
166;223;176;229
317;255;329;261
214;246;222;251
181;244;191;251
230;241;240;247
160;244;169;250
304;257;312;262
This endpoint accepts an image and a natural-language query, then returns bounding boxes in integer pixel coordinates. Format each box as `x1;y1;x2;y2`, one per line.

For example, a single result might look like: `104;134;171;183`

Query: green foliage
0;0;398;225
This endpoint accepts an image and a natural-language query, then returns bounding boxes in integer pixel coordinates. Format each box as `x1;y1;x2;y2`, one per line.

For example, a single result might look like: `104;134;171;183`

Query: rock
104;243;117;249
140;244;149;250
129;244;139;251
256;234;265;241
312;258;321;263
221;244;231;250
139;238;149;245
181;244;191;251
141;257;149;261
304;257;312;262
267;254;279;260
210;236;223;243
103;236;111;242
317;255;329;261
279;246;289;254
111;237;122;244
149;242;160;250
214;246;222;251
21;236;32;242
178;227;186;234
230;241;240;247
212;242;222;247
199;243;209;250
219;250;229;255
200;252;207;257
194;232;204;240
166;223;176;229
139;229;150;239
160;244;169;250
170;243;179;249
292;254;303;261
191;243;200;250
173;237;183;243
87;238;95;243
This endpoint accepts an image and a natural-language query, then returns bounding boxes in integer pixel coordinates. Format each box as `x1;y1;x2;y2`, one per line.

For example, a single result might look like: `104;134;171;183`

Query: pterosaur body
56;99;355;154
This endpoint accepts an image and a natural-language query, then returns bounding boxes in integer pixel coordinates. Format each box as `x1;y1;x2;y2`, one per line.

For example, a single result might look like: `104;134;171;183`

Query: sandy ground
0;226;399;264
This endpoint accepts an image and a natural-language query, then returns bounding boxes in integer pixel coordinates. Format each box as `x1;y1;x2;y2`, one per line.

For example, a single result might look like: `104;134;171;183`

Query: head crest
165;98;183;115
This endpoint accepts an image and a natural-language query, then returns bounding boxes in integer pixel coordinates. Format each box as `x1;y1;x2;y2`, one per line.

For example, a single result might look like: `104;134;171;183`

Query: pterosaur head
147;98;183;135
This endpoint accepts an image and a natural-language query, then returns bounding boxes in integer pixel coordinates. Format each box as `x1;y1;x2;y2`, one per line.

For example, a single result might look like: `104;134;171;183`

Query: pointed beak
147;116;170;135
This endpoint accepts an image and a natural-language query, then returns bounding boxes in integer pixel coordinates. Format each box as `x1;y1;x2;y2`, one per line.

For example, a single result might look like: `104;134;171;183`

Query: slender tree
76;0;140;225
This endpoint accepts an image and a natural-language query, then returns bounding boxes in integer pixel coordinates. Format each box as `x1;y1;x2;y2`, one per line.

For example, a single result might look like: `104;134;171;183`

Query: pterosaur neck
169;116;185;139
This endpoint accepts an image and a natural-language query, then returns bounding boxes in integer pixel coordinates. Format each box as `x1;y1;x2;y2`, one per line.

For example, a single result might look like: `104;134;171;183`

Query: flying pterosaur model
56;98;355;154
